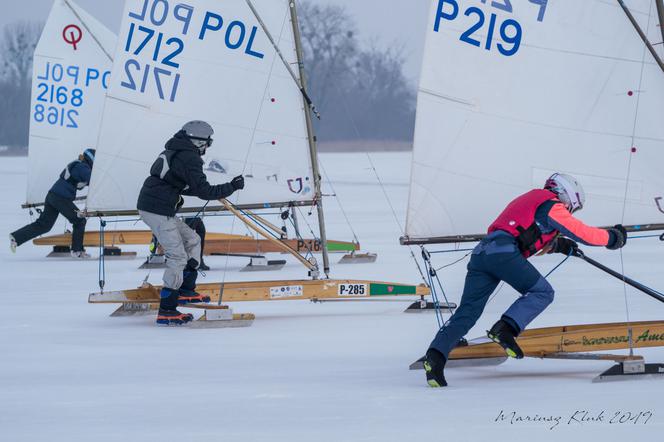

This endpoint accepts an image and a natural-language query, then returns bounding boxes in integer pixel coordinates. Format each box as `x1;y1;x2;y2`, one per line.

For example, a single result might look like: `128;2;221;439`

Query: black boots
488;319;524;359
157;288;193;326
156;309;194;326
179;266;210;305
424;349;448;388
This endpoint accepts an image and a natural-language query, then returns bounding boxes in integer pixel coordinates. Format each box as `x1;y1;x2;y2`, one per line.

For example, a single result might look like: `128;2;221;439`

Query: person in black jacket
137;121;244;326
10;149;95;258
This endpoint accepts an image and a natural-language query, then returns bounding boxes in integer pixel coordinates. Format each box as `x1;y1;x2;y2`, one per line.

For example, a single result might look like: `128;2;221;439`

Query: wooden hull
33;231;359;254
33;230;245;246
89;279;430;304
449;321;664;360
204;238;359;255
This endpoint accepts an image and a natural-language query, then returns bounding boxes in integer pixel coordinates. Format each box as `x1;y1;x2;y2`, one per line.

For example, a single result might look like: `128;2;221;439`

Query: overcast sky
2;0;428;80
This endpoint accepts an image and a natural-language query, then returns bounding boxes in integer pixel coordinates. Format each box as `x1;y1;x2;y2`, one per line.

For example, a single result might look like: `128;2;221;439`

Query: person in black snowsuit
137;121;244;326
10;149;96;257
184;217;209;270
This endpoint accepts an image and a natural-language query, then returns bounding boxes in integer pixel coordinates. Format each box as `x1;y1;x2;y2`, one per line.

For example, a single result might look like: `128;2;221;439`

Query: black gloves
606;224;627;250
550;237;579;255
231;175;245;191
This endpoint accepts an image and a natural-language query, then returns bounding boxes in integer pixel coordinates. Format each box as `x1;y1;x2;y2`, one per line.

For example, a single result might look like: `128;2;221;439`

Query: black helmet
182;121;214;155
83;148;96;165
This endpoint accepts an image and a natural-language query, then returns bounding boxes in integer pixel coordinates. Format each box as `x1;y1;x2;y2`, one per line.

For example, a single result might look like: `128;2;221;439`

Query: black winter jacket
137;132;235;217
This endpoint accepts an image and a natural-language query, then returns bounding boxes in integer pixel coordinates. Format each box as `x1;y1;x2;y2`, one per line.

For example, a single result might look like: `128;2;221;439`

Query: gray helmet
182;120;214;155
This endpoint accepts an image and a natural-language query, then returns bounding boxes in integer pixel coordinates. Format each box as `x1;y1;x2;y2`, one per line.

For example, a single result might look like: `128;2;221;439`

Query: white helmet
545;173;586;213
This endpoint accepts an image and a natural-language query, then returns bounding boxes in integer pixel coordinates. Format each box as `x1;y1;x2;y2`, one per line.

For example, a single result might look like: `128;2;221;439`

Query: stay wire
424;257;444;329
629;233;664;240
287;215;315;261
435;252;472;272
98;218;106;293
214;8;291;302
245;0;321;118
617;1;654;351
335;83;428;286
426;249;572;337
421;247;455;329
295;206;319;240
318;159;360;244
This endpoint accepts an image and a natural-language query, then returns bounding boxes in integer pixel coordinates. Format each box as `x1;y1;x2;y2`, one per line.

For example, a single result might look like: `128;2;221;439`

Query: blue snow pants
429;231;555;359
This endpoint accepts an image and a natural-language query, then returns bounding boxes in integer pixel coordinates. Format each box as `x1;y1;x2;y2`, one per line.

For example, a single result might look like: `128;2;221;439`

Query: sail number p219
434;0;548;57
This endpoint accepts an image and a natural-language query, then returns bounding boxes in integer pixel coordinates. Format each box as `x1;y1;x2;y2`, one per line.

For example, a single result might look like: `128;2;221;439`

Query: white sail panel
405;0;664;242
87;0;313;214
26;0;115;206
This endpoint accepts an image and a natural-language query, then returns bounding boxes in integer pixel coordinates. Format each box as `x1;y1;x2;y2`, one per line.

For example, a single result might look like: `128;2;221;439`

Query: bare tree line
299;1;416;144
0;21;41;152
0;2;416;151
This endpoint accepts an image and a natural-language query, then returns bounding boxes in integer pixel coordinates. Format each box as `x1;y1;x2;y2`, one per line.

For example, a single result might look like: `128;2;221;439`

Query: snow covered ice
1;153;663;441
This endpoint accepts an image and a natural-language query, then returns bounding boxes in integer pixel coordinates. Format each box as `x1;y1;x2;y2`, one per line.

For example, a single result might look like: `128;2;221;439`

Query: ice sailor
424;174;628;387
137;121;245;326
10;149;96;258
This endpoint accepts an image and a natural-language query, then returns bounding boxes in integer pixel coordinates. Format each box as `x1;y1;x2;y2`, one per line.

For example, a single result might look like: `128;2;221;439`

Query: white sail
405;0;664;243
86;0;314;214
26;0;115;206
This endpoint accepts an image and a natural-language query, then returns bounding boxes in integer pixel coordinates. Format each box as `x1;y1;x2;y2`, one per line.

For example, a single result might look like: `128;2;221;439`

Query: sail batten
405;0;664;245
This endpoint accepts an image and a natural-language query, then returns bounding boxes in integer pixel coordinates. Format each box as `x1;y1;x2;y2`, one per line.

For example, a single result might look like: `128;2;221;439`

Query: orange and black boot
157;288;193;325
156;308;194;326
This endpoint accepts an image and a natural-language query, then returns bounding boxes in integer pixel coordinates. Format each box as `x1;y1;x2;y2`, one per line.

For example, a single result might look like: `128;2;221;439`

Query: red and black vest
488;189;560;257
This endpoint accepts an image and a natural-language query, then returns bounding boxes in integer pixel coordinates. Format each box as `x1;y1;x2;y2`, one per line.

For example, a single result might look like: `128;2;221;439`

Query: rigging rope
318;159;360;244
616;0;656;353
215;6;292;298
332;81;428;285
98;219;106;293
421;247;454;329
435;252;472;272
425;245;573;333
286;217;315;260
245;0;321;118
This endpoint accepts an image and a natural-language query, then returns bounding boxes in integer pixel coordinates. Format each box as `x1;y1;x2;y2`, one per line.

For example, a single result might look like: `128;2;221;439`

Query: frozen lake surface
1;153;663;441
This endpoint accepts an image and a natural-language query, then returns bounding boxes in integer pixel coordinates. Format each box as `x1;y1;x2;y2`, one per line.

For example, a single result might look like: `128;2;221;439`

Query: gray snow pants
139;211;201;290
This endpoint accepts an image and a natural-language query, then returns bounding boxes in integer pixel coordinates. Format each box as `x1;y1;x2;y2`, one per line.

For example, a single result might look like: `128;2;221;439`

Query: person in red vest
424;173;628;388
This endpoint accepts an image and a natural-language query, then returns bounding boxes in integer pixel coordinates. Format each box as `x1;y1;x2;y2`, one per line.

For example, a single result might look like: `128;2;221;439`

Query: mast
657;0;664;49
289;0;331;277
617;0;664;73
